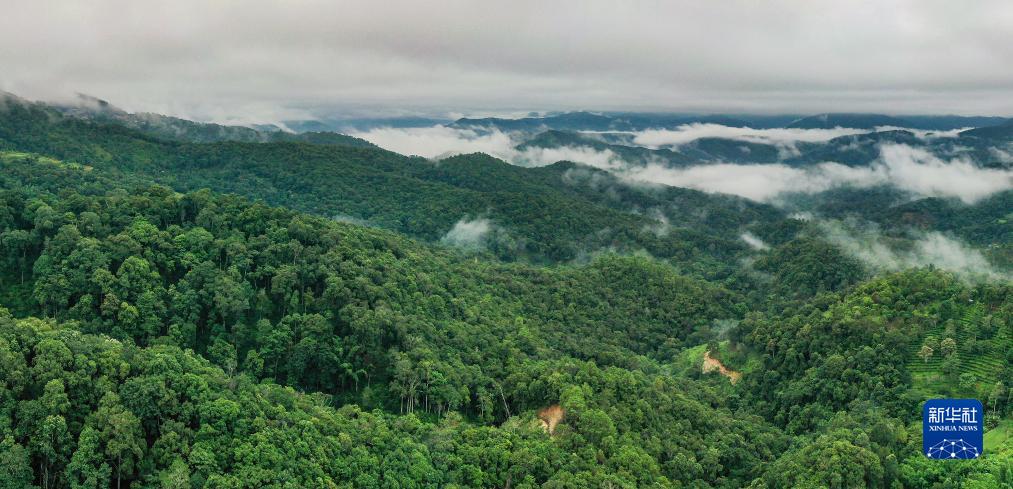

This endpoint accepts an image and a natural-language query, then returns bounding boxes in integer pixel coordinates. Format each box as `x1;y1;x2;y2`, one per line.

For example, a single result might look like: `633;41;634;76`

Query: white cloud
621;161;875;201
820;221;1008;281
642;208;671;237
349;126;515;159
989;146;1013;164
331;213;369;226
514;146;625;170
350;125;631;170
873;126;969;139
740;232;769;251
877;144;1011;203
620;144;1012;203
440;217;492;249
5;1;1013;118
348;126;1012;204
631;124;870;148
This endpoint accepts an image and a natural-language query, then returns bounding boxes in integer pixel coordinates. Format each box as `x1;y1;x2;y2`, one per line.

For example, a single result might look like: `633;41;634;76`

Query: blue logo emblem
923;399;983;459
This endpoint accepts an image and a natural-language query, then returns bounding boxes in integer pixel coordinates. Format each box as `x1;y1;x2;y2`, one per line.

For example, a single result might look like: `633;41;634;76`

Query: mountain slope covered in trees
0;95;788;271
0;97;1010;488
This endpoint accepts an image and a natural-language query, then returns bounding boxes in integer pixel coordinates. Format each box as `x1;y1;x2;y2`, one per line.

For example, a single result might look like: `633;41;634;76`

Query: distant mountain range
449;110;1009;133
518;126;1012;169
960;118;1013;140
10;92;1012;138
1;89;1009;268
24;93;377;148
5;92;1013;171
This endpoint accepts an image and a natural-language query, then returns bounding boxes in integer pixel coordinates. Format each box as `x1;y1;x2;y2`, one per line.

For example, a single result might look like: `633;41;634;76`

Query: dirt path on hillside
703;350;741;384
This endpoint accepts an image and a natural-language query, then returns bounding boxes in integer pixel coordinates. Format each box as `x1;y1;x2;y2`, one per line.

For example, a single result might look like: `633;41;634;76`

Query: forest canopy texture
0;94;1010;488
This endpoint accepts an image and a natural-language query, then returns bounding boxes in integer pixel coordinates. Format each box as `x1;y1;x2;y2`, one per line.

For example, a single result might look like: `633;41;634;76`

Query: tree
391;352;420;414
211;270;252;326
758;430;885;489
939;337;957;358
158;459;191;489
0;438;37;489
959;373;976;391
988;382;1006;417
1;229;32;284
207;338;237;376
91;393;144;489
918;344;934;363
242;349;264;378
30;415;70;489
31;339;73;386
940;356;961;384
65;426;111;489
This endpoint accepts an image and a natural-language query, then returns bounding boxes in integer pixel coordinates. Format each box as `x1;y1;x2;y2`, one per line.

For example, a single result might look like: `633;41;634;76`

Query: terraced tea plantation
908;304;1010;399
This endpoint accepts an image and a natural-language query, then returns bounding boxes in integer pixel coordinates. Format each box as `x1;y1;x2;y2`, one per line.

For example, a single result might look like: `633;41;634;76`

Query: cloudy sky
3;0;1013;122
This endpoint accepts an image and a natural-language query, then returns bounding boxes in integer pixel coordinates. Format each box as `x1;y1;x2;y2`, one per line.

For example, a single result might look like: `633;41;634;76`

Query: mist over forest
1;1;1012;488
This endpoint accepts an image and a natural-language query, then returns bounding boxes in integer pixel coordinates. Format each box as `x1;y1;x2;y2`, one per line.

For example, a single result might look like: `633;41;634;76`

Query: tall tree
91;393;144;489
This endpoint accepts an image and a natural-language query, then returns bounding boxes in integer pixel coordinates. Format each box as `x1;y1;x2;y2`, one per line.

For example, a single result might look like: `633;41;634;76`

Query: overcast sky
3;0;1013;123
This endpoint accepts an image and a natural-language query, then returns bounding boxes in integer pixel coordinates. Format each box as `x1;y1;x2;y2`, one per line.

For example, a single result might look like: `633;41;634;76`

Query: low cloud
630;124;869;148
332;213;370;226
819;220;1008;281
989;146;1013;164
440;217;493;249
350;124;634;171
349;126;516;159
874;126;968;140
622;161;876;201
350;123;873;164
350;123;868;177
350;125;1011;204
740;232;769;251
876;144;1011;203
641;208;671;237
621;144;1012;203
514;145;626;169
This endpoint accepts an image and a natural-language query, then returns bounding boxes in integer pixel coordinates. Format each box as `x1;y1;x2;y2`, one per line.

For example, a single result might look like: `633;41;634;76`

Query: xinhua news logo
923;399;983;459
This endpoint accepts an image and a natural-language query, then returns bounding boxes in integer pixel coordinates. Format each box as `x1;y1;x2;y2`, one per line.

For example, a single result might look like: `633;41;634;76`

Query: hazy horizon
5;90;1011;128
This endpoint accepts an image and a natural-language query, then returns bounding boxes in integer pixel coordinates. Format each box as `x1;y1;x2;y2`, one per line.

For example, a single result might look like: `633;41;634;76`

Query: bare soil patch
703;350;741;384
538;404;565;435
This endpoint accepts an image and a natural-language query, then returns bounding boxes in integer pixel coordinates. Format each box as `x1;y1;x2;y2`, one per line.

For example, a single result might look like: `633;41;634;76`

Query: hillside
1;153;1009;487
44;93;377;147
6;2;1013;487
0;98;1010;488
0;96;787;270
961;119;1013;140
786;113;913;129
906;304;1011;399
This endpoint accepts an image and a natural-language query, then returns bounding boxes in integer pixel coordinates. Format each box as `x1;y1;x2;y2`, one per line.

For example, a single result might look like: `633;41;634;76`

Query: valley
1;91;1010;487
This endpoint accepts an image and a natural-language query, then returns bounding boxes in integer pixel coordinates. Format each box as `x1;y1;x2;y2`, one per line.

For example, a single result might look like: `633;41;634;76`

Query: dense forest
0;94;1011;487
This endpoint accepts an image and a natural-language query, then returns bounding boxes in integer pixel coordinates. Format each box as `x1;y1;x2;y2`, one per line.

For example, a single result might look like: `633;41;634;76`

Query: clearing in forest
703;350;741;384
538;404;565;435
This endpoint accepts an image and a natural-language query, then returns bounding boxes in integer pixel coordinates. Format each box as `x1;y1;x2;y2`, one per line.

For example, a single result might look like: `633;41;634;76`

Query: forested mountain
452;111;621;132
518;130;784;166
0;95;786;270
903;115;1009;131
961;119;1013;141
518;126;1013;170
502;122;1013;173
439;111;1007;133
786;113;913;129
782;113;1005;131
279;116;451;133
517;130;698;167
0;94;1010;487
39;94;377;148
